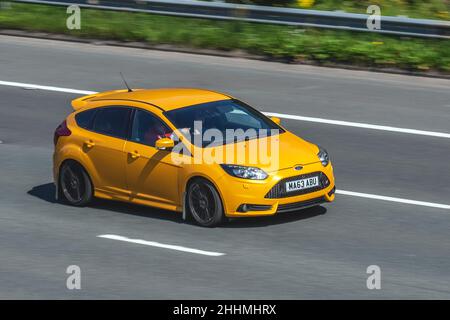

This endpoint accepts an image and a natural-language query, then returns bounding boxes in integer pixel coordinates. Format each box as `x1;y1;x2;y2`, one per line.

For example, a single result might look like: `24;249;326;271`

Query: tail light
54;120;71;146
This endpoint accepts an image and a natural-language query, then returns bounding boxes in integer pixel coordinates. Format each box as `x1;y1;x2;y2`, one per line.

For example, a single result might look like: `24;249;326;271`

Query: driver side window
130;109;172;147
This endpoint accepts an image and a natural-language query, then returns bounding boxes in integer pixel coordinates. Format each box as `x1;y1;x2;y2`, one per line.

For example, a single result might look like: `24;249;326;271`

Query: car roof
75;88;231;112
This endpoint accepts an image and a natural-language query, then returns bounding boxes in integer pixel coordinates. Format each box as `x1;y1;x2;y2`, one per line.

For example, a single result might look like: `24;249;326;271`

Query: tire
187;178;224;227
59;161;93;206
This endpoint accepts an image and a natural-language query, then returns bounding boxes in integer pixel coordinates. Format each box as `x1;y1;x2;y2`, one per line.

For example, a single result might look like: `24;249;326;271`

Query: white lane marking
337;190;450;210
0;80;96;95
1;80;449;139
97;234;226;256
263;112;450;139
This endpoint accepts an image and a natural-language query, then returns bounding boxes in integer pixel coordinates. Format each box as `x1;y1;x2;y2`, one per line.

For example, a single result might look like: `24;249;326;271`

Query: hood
194;131;320;173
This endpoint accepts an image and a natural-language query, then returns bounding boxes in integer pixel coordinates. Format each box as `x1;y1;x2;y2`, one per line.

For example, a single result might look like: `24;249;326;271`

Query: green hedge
230;0;450;20
1;3;449;73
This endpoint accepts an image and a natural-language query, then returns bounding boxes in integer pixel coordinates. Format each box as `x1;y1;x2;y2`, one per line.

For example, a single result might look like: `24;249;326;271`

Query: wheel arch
55;142;100;191
183;174;229;216
58;158;95;192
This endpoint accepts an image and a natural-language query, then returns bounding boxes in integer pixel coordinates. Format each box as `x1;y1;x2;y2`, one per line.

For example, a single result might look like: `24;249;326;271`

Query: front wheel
59;161;93;206
187;178;224;227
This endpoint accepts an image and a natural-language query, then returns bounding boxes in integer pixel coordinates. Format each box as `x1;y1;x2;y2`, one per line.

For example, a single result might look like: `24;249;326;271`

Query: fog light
237;204;272;212
328;186;336;197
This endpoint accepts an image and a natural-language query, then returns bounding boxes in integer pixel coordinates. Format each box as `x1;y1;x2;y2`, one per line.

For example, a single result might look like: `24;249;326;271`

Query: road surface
0;35;449;299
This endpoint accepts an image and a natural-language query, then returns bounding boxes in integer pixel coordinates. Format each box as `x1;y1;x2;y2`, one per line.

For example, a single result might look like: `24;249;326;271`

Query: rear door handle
84;140;95;148
129;151;141;159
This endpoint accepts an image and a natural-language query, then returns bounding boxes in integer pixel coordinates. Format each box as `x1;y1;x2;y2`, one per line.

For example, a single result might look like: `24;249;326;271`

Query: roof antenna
120;72;133;92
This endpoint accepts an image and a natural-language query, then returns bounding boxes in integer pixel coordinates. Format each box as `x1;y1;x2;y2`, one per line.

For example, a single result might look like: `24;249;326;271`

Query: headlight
317;146;330;167
220;164;268;180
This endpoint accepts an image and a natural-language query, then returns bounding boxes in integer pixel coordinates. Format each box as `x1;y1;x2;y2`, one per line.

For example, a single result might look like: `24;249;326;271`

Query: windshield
164;99;284;148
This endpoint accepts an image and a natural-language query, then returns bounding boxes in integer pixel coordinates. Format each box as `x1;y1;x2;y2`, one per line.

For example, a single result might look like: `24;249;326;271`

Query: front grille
277;197;326;213
265;171;330;199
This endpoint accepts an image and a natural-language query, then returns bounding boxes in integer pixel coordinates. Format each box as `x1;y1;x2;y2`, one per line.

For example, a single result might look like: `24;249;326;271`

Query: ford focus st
53;88;335;227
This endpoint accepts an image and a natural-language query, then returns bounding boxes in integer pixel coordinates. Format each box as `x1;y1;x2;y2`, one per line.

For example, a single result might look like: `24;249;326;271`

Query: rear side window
75;109;97;129
92;107;131;139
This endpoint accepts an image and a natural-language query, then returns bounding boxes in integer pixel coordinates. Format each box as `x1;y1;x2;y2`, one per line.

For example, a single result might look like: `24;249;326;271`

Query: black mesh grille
277;197;326;213
265;171;330;199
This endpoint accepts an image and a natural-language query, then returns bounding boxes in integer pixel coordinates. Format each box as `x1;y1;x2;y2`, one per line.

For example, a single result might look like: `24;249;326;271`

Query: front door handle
129;151;141;159
84;140;95;148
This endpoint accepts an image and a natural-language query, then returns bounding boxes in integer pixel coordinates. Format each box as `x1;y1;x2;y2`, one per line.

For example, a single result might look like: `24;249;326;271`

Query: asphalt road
0;35;449;299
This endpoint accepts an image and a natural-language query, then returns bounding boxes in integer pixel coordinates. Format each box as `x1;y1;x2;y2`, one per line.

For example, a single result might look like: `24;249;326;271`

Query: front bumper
217;161;335;217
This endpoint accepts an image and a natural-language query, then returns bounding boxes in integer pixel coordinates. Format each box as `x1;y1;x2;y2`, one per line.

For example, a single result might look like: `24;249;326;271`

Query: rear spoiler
71;89;130;111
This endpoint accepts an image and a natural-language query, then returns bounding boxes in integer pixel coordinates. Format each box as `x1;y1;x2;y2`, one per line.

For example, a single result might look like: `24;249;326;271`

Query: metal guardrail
12;0;450;39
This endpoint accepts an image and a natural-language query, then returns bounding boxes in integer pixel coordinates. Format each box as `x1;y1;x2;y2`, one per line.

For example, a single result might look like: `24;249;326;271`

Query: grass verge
244;0;450;21
1;3;449;74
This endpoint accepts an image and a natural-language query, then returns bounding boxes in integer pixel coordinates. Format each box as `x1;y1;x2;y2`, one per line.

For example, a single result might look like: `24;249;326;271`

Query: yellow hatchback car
53;88;335;227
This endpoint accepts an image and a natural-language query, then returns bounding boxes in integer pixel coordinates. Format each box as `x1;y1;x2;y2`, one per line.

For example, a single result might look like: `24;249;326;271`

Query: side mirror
155;137;175;150
270;116;281;125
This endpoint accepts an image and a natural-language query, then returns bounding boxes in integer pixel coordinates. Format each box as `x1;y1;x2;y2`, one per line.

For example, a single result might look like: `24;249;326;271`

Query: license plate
286;176;319;192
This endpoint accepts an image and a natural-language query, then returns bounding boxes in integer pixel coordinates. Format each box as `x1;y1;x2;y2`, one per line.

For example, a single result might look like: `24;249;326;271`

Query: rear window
75;109;97;129
92;107;131;139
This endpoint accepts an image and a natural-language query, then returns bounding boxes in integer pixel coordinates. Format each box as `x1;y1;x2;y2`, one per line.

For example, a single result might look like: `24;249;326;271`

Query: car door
84;106;131;199
124;108;181;208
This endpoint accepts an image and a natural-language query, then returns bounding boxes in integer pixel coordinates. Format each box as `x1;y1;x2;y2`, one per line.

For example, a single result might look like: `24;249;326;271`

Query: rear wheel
187;178;224;227
59;161;93;206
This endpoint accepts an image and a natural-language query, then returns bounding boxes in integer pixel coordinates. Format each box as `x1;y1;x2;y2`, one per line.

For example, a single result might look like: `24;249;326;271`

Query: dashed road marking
0;80;95;95
336;190;450;210
264;112;450;139
97;234;226;256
